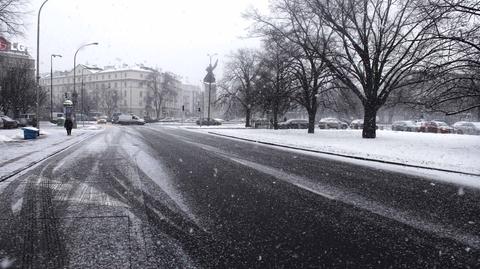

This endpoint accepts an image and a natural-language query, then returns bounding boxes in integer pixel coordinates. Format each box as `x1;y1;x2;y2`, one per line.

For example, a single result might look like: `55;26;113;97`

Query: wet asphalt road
0;125;479;268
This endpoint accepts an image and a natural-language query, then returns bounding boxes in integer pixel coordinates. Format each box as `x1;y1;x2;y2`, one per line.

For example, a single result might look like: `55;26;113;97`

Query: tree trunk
245;108;251;127
362;103;378;138
273;108;279;130
307;110;316;134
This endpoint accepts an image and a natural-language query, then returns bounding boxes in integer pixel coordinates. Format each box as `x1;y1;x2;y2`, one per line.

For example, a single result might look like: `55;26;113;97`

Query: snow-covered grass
197;128;480;175
0;122;104;180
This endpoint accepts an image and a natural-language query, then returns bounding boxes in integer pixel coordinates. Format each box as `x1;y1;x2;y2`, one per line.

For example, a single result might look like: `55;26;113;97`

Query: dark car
350;119;364;129
418;121;453;133
1;116;18;129
196;118;221;126
391;120;419;132
318;118;348;129
453;121;480;135
278;119;309;129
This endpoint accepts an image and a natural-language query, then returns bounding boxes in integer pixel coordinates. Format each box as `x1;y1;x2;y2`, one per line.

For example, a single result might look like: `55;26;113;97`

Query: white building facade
40;65;202;118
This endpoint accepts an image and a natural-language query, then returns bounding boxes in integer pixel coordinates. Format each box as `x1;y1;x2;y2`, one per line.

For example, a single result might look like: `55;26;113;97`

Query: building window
108;74;111;79
124;90;127;96
140;91;143;97
114;82;117;88
115;74;117;78
124;82;127;87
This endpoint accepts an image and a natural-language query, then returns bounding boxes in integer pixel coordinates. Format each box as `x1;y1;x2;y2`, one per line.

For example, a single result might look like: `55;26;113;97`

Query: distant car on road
97;116;108;124
117;114;145;125
350;119;364;129
1;116;18;129
418;121;453;133
391;120;419;132
196;118;221;126
318;118;348;129
453;121;480;135
278;119;309;129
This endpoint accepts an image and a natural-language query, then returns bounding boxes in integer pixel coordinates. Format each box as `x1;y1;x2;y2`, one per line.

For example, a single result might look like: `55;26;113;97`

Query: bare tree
257;39;297;129
0;62;39;117
0;0;27;36
247;0;333;133
144;68;177;119
218;48;262;127
99;88;119;117
411;0;480;118
306;0;449;138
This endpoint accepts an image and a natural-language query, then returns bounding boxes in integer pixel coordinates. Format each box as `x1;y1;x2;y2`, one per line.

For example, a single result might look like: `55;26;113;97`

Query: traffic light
198;107;201;112
182;105;184;111
64;92;68;99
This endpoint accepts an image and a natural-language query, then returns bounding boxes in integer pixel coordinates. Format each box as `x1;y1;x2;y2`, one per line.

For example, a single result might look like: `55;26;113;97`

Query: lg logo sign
0;37;28;53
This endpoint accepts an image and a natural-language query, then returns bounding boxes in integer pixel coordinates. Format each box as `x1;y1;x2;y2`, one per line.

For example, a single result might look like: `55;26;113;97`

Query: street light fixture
73;42;98;127
35;0;50;131
50;54;62;121
206;53;217;122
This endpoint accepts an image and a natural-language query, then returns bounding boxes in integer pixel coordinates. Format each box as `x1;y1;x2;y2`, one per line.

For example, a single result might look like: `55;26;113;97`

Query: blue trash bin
22;127;39;139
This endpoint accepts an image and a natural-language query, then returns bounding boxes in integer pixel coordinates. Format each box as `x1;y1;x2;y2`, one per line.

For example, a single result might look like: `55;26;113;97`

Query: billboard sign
0;36;29;54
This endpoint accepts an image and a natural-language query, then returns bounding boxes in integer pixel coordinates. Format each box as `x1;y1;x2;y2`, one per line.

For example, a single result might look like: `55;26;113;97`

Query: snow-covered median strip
200;129;480;175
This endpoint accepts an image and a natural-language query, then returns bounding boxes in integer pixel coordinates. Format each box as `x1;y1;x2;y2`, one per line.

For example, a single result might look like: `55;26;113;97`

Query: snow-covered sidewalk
0;122;104;181
194;128;480;175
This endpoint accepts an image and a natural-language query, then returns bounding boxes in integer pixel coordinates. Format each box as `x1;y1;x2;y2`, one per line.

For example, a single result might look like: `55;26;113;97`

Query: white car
117;114;145;125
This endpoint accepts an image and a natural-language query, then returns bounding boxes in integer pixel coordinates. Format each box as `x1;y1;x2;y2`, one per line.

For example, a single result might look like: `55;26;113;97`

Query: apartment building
41;65;202;118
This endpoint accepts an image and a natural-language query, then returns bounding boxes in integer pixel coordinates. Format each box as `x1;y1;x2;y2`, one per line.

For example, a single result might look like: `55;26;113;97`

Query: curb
208;132;480;177
0;132;99;182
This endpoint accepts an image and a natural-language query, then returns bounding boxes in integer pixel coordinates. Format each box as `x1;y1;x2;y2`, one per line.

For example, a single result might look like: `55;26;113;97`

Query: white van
117;114;145;125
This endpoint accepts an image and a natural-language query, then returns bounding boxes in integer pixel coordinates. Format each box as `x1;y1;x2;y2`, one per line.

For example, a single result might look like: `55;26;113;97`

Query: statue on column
204;59;218;84
203;59;218;119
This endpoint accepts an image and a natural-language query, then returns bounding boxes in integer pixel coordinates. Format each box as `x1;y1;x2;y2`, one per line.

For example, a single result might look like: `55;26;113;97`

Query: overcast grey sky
20;0;269;85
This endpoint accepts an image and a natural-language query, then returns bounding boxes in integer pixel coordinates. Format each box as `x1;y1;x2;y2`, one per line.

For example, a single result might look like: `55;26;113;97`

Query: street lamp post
36;0;50;130
50;54;62;121
207;53;217;122
73;42;98;127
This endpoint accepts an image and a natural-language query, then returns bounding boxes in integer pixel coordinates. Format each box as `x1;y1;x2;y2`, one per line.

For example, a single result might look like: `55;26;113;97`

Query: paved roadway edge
0;131;101;183
207;131;480;177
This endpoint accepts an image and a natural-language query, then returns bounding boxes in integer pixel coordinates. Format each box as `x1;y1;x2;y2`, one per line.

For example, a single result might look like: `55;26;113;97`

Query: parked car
453;121;480;135
278;119;309;129
196;118;221;126
391;120;419;132
1;116;18;129
144;116;159;123
51;112;64;123
418;121;453;133
16;118;28;127
318;118;348;129
112;112;122;123
19;113;37;125
117;114;145;125
158;117;178;122
350;119;364;129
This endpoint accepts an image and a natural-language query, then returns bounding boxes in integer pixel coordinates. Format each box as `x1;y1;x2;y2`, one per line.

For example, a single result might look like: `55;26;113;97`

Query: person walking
64;117;73;136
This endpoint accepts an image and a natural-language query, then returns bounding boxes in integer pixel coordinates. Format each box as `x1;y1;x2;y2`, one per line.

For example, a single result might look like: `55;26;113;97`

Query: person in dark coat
64;118;73;136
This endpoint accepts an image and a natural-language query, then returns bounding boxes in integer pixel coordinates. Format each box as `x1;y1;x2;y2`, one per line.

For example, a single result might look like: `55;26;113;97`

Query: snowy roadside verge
186;128;480;176
0;123;104;181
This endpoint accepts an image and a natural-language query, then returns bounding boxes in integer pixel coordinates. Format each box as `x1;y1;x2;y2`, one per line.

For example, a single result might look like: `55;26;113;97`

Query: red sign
0;37;9;51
